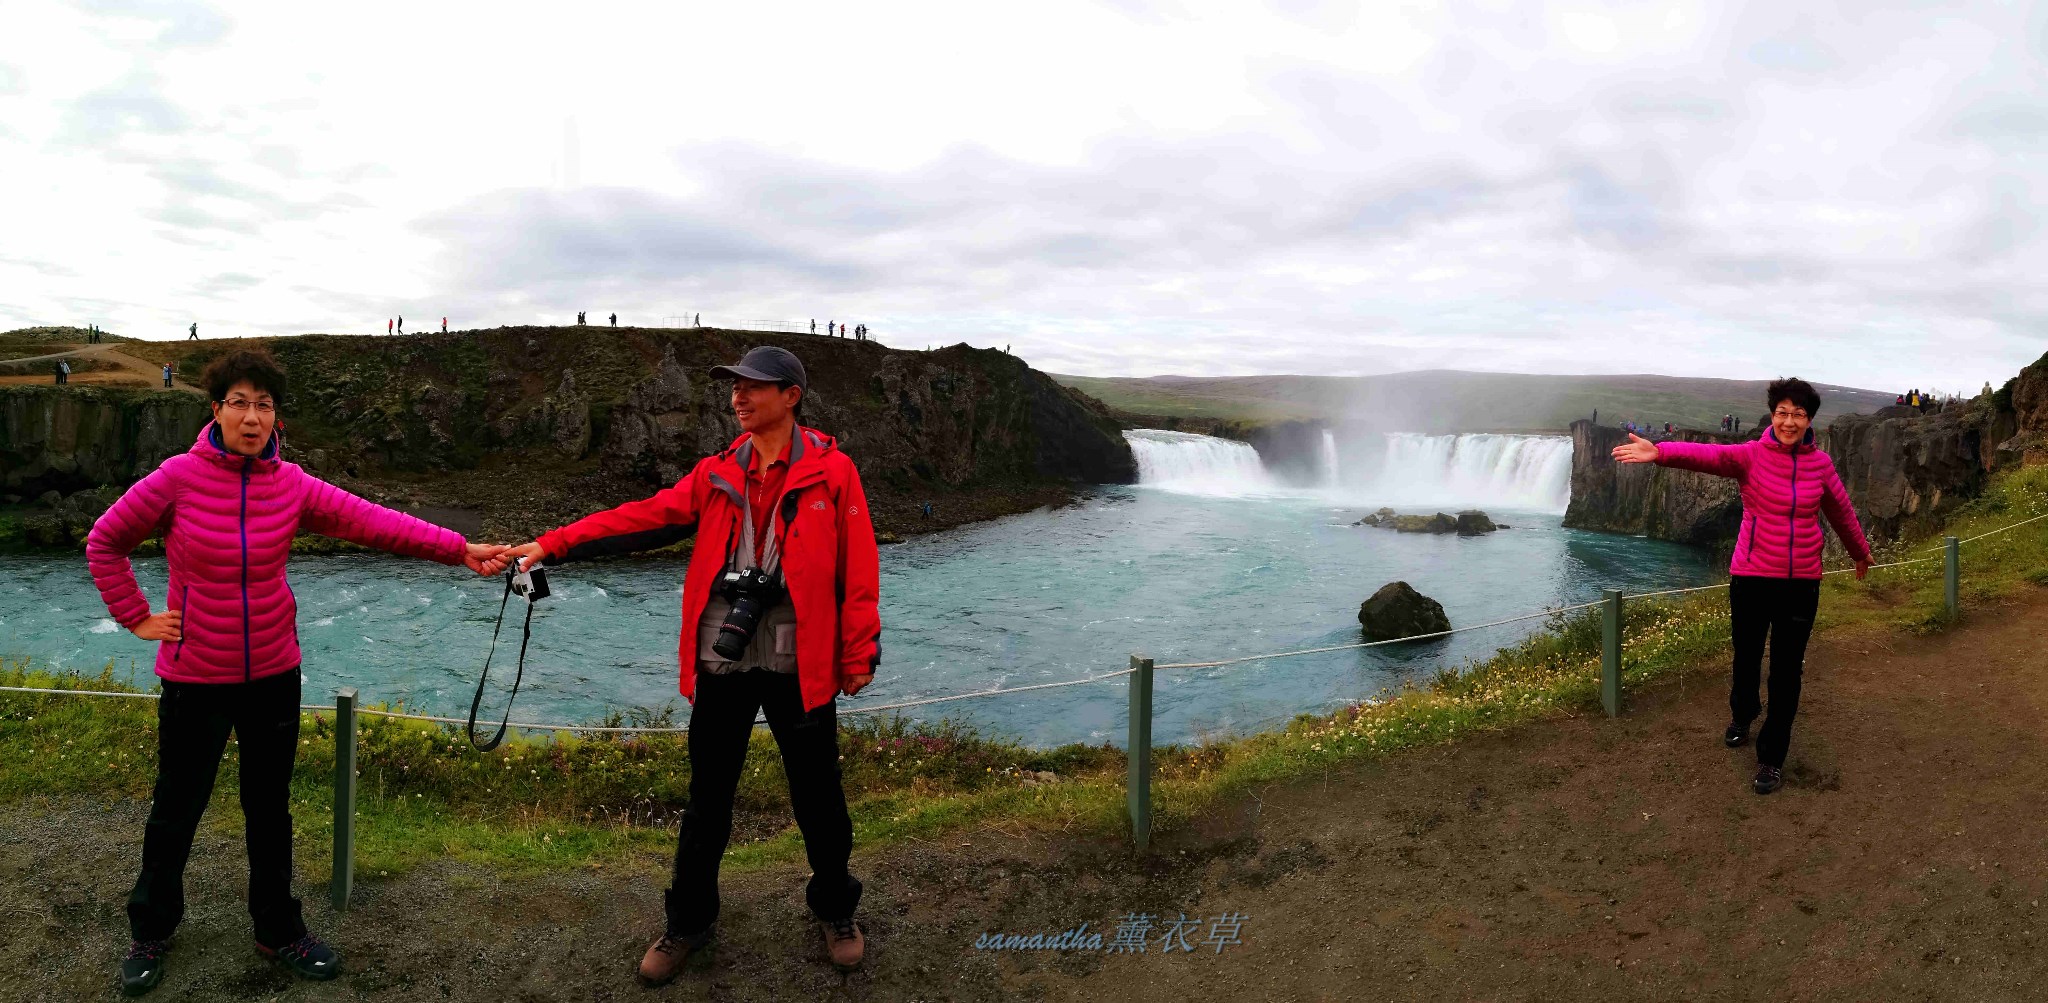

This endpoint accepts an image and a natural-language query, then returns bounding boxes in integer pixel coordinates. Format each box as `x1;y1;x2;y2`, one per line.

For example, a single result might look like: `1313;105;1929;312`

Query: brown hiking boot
638;928;711;986
822;916;865;971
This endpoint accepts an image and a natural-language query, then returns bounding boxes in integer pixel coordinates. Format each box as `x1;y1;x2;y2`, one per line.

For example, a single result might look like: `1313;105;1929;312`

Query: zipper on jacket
172;583;190;664
1741;514;1754;562
241;459;252;681
1787;453;1798;578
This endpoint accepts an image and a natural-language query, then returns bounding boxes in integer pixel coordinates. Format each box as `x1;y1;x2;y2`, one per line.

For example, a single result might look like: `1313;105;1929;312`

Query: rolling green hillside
1050;370;1903;432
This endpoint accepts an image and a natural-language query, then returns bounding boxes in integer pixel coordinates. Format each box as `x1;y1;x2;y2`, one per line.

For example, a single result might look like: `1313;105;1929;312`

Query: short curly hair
201;349;288;405
1766;377;1820;418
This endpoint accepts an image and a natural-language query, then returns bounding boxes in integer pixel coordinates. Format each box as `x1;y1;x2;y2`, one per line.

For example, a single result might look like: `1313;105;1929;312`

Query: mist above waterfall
1125;429;1573;512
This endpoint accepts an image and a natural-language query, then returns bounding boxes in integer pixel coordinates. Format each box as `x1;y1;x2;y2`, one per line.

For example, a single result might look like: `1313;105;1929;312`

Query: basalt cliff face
1562;423;1745;546
1563;351;2048;552
1;327;1136;547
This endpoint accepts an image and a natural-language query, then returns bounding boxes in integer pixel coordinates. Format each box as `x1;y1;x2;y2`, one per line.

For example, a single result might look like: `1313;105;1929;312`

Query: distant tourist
610;312;618;327
188;322;198;341
162;362;173;388
388;319;393;336
398;316;405;335
920;501;933;521
1614;378;1872;797
55;359;69;384
828;321;835;337
442;317;448;333
1591;408;1598;425
694;312;700;327
811;319;817;334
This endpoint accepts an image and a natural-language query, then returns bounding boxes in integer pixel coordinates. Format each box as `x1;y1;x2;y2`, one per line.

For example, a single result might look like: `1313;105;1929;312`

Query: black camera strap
467;569;535;752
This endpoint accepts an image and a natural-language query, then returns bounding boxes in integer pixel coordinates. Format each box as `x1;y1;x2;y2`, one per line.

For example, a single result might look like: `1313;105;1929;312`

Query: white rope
9;507;2040;729
1153;600;1610;671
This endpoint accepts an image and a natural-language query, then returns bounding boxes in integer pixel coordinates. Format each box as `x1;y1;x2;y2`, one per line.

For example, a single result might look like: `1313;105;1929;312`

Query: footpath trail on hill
5;591;2047;1002
0;342;204;392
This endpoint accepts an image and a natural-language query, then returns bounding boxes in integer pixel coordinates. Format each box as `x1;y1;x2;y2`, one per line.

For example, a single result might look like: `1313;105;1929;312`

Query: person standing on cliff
163;362;173;388
86;348;509;995
187;322;198;341
492;345;880;983
1611;378;1871;796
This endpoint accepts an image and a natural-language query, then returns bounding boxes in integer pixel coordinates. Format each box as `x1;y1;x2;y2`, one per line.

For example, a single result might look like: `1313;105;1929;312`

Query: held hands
1610;433;1659;464
477;541;548;578
464;542;513;576
841;672;874;697
130;610;182;642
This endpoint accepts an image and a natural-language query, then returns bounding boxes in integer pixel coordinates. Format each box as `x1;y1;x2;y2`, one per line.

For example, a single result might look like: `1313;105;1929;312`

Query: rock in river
1357;581;1452;643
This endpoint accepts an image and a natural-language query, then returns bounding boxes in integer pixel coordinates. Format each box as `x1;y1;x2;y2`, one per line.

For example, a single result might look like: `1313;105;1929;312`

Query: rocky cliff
1562;422;1746;545
1564;351;2048;551
2;327;1136;548
2;386;210;498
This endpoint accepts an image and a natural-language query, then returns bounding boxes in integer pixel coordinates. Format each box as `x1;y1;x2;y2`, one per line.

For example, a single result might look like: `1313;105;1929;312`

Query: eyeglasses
1771;409;1809;421
218;398;276;413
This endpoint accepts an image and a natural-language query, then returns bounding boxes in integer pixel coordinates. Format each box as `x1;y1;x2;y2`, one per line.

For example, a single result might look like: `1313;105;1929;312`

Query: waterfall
1338;433;1573;512
1124;430;1278;495
1125;428;1573;511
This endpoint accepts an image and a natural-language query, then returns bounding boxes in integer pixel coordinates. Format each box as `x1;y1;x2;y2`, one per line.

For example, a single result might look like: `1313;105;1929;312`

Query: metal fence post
1127;655;1154;853
1945;536;1960;620
331;688;357;912
1601;589;1623;717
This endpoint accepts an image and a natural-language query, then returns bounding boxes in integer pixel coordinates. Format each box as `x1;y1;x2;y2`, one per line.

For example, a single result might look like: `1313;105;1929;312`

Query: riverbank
3;461;2041;999
6;462;2038;876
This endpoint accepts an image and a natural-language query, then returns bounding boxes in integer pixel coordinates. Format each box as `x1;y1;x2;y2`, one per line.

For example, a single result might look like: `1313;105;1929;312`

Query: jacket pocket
172;583;191;664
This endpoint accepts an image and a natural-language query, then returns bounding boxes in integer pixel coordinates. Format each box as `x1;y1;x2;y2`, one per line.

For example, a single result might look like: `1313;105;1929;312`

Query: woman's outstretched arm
297;474;493;569
1613;433;1748;479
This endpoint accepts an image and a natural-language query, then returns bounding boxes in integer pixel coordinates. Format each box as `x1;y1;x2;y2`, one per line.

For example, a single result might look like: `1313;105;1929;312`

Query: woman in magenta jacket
1612;377;1872;796
85;349;507;995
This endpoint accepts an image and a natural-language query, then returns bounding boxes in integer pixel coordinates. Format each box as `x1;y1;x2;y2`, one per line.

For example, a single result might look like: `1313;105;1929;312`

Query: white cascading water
1350;433;1573;512
1124;429;1279;495
1126;428;1573;512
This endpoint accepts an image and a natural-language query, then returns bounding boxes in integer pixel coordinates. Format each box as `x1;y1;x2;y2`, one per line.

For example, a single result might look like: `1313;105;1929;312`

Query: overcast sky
4;1;2043;391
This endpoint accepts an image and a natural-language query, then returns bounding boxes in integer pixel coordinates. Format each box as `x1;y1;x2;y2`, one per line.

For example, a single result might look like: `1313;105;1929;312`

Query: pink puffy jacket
86;424;468;684
1654;428;1873;579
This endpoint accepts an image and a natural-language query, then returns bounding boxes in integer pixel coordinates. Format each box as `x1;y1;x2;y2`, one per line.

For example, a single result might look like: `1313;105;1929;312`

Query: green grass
5;463;2044;878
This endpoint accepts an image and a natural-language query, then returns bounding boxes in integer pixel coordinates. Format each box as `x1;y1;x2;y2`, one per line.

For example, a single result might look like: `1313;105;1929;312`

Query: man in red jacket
499;345;879;982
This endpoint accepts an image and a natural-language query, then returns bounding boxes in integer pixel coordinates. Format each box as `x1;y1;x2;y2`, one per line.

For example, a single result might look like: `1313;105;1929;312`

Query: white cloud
0;0;2042;393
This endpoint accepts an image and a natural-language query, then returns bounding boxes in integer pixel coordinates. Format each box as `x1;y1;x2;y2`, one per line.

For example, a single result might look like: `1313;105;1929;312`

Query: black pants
667;670;860;936
128;669;307;947
1728;575;1821;768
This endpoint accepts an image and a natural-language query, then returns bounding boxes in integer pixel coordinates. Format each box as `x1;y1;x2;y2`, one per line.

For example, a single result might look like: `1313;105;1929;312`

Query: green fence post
331;688;357;912
1127;655;1154;853
1945;535;1960;621
1601;589;1623;717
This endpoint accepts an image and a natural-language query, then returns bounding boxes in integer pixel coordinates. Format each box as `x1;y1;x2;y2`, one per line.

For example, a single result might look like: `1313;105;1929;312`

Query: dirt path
0;343;203;392
5;591;2047;1001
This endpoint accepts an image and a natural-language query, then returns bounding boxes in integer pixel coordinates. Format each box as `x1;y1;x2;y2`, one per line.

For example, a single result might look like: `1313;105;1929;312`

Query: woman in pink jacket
86;349;506;996
1613;378;1872;796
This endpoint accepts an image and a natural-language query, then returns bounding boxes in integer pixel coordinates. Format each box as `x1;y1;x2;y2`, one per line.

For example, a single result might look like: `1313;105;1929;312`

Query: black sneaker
119;939;168;997
256;934;341;981
1753;764;1783;795
1723;723;1749;748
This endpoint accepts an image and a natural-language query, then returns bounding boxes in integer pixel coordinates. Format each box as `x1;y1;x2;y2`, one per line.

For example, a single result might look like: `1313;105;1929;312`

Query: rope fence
3;508;2041;887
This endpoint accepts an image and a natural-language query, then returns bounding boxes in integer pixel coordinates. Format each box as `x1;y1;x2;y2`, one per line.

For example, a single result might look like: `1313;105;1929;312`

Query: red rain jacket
535;427;881;712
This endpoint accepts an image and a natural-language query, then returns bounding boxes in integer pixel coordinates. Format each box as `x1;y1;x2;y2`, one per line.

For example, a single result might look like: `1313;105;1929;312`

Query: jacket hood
193;421;282;468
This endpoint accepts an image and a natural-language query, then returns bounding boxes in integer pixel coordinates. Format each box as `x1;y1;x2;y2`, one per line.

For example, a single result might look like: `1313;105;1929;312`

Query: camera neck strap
466;569;535;752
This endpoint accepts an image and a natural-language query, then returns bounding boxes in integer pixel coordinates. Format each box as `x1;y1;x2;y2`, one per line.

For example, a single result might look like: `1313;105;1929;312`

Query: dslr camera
712;566;786;660
510;557;551;602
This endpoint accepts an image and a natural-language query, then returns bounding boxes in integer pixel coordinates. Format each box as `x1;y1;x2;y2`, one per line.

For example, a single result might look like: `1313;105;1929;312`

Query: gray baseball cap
710;346;807;396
